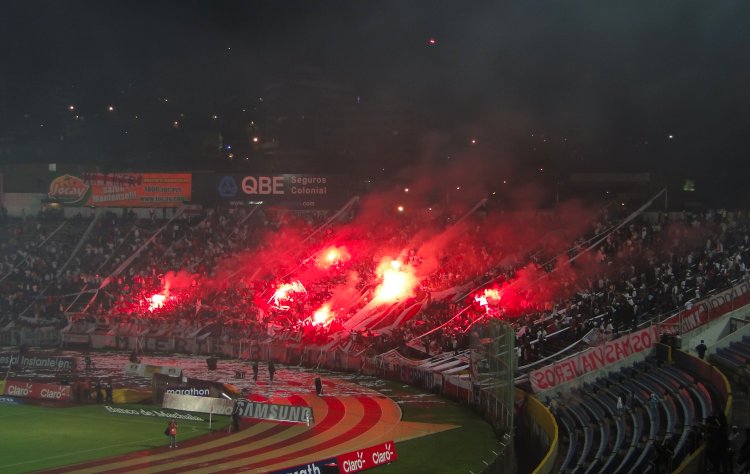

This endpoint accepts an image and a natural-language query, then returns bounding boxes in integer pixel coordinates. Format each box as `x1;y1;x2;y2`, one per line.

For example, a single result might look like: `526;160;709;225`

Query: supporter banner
123;362;140;374
375;350;421;372
47;172;191;207
3;380;71;401
398;366;439;391
195;173;350;209
162;392;235;415
62;333;90;344
235;398;314;424
269;458;339;474
529;326;659;393
103;405;205;421
145;337;173;352
337;441;398;473
662;280;750;333
123;362;182;378
0;353;76;371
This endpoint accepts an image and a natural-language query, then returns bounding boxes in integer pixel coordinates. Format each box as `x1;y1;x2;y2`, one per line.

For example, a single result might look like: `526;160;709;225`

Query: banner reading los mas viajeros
529;325;659;393
48;172;191;207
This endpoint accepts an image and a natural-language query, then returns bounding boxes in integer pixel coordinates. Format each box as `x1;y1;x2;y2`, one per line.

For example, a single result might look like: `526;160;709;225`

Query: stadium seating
547;357;722;473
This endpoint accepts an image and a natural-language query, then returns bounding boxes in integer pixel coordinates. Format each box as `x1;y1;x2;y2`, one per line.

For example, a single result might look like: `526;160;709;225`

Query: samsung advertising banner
194;173;351;210
235;398;314;424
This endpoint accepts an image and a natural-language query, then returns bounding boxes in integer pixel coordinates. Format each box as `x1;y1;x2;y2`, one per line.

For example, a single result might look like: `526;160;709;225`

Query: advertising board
48;172;191;207
0;353;76;371
235;398;314;424
162;392;235;415
336;441;398;473
2;380;71;401
195;173;349;209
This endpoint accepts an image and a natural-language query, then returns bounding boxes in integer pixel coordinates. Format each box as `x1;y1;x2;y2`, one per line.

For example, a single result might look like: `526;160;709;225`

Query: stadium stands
547;356;726;473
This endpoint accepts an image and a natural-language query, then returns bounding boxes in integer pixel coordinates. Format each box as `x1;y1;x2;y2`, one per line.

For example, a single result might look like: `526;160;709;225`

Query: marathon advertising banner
337;441;398;473
269;458;339;474
162;392;236;415
3;380;71;401
194;173;350;209
235;398;314;424
0;352;76;371
152;373;224;403
529;325;659;393
47;172;191;207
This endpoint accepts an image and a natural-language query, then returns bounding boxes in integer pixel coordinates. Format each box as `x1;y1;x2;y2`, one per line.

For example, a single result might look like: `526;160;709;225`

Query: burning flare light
373;258;418;303
270;280;307;310
147;293;167;312
474;288;502;308
312;304;334;326
315;245;351;269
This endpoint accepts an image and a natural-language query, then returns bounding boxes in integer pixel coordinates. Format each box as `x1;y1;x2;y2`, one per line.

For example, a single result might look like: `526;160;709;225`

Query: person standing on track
166;419;178;448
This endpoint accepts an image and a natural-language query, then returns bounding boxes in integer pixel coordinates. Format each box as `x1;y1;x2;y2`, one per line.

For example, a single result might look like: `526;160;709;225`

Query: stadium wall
2;193;45;216
514;389;557;474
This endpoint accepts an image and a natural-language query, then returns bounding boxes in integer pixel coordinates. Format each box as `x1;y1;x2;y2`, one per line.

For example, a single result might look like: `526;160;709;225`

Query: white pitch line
0;436;166;469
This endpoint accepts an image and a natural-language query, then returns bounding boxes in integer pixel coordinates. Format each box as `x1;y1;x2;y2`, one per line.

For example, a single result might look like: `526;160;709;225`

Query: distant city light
470;139;477;144
68;105;75;111
212;114;218;119
668;134;674;139
107;105;114;112
397;205;404;212
252;136;259;143
404;188;409;193
427;37;437;45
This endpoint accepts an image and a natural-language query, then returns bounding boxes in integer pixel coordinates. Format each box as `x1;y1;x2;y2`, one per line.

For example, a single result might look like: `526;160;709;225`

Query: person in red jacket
166;419;178;448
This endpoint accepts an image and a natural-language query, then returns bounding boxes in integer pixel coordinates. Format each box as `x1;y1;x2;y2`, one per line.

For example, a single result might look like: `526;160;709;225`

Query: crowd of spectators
1;202;749;370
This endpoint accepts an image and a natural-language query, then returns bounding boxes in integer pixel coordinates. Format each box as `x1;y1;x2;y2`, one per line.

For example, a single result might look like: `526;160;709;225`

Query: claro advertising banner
337;441;398;473
194;173;350;209
48;172;191;207
3;380;71;401
529;325;659;393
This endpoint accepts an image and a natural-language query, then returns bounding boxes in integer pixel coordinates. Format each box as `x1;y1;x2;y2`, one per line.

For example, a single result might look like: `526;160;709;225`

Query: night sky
1;1;749;198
